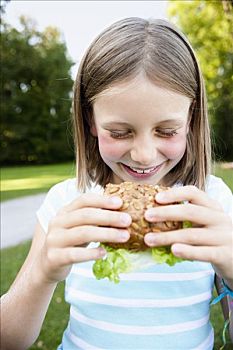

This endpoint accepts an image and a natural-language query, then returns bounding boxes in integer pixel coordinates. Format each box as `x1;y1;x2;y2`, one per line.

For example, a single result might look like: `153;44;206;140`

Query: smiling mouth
128;166;157;174
122;163;164;175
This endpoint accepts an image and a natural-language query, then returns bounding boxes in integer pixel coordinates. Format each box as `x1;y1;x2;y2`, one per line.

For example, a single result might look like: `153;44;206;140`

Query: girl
1;17;233;350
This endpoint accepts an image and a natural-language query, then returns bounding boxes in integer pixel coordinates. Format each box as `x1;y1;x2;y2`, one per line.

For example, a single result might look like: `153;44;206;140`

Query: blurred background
1;1;233;349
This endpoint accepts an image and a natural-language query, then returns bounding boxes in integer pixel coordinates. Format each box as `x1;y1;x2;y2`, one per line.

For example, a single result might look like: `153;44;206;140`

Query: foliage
167;0;233;161
0;0;10;14
1;16;74;164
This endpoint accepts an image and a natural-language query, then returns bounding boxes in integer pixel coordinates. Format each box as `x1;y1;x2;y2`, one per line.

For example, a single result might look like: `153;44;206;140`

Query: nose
130;136;156;166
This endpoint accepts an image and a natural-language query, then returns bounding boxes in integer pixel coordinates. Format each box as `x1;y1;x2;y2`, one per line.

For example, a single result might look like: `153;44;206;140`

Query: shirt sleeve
36;179;78;233
206;175;233;220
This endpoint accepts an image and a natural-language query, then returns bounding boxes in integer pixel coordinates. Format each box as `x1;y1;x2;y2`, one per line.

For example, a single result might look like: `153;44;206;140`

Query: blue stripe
59;323;77;350
67;301;210;327
66;261;214;304
68;316;213;349
66;272;214;300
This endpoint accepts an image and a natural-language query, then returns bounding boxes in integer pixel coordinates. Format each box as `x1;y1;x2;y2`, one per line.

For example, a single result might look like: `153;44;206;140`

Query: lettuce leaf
93;245;184;283
151;246;183;266
93;246;132;283
93;221;192;283
182;220;192;228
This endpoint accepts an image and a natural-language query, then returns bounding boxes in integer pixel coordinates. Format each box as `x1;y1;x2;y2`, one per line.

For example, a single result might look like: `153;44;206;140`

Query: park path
1;193;46;249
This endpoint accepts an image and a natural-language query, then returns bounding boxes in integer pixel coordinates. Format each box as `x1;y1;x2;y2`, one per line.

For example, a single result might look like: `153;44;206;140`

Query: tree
0;0;10;15
168;0;233;161
1;16;74;164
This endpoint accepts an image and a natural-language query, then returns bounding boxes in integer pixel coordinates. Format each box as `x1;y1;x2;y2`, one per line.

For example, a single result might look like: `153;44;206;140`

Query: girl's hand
39;194;131;283
144;186;233;286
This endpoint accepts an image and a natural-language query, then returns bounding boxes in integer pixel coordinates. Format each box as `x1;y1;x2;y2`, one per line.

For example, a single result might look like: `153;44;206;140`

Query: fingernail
110;196;122;206
145;209;155;220
172;245;181;257
120;213;131;225
119;230;129;241
145;233;158;246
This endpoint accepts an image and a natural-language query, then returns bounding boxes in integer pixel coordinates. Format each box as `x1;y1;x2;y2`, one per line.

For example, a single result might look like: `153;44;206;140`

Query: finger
144;203;225;226
171;243;220;264
57;207;132;229
144;228;221;247
60;193;123;214
155;185;222;211
53;226;130;247
55;246;107;266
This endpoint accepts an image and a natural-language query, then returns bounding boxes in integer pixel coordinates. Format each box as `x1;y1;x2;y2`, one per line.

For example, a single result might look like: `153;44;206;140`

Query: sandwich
93;182;191;283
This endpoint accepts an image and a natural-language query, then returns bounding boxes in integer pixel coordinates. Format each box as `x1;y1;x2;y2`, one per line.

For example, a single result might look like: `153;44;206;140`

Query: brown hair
73;17;211;191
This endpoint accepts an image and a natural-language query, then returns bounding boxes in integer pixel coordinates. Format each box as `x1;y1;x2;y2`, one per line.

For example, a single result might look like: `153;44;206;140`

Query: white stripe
66;327;103;350
191;328;214;350
67;287;212;307
72;266;214;281
70;307;209;335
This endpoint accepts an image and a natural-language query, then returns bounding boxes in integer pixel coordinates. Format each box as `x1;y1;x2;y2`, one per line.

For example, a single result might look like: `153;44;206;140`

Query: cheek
160;134;187;159
97;135;127;160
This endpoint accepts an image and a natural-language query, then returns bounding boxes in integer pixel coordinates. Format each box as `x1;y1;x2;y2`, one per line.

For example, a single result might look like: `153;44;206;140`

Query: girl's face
92;76;191;185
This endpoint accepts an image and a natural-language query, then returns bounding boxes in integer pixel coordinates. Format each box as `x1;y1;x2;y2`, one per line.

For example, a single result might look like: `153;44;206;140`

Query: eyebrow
102;119;185;128
156;119;185;127
102;122;133;128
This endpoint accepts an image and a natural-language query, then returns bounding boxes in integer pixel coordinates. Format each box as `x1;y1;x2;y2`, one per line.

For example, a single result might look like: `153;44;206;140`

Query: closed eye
109;128;178;139
109;130;132;139
155;129;178;137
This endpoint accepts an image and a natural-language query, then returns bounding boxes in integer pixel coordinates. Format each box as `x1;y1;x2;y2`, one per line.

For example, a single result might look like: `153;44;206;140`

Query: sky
4;0;168;77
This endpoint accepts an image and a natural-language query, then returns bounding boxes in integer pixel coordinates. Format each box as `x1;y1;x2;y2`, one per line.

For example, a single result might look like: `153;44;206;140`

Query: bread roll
104;182;182;251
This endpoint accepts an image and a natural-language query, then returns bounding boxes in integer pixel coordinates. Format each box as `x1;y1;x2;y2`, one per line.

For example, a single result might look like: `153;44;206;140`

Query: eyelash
109;129;178;139
156;129;178;137
110;131;132;139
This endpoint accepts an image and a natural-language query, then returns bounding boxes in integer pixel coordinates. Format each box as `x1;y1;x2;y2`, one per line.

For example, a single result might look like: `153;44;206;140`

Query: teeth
130;166;155;174
131;168;144;174
144;168;154;173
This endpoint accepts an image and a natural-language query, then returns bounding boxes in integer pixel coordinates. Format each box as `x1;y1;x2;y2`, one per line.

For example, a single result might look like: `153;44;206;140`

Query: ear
90;120;98;137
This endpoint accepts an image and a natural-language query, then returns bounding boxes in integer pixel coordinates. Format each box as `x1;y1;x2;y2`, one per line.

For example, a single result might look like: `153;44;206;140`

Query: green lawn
0;241;69;350
212;163;233;191
1;162;76;201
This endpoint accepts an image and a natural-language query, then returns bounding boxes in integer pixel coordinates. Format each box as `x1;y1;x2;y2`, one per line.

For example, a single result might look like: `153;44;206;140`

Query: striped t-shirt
37;175;233;350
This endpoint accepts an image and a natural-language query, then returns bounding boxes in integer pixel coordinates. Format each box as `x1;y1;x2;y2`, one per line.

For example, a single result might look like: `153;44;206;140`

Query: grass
1;162;76;201
0;240;70;350
1;240;232;349
212;163;233;191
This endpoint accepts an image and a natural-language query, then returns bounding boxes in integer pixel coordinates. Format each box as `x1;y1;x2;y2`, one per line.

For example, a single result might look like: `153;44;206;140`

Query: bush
1;17;74;164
